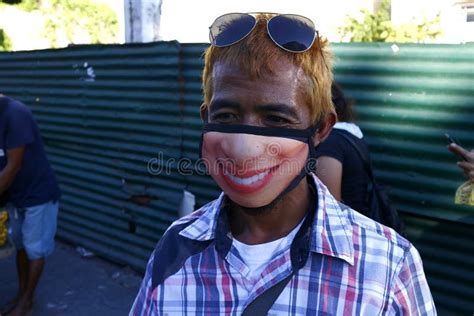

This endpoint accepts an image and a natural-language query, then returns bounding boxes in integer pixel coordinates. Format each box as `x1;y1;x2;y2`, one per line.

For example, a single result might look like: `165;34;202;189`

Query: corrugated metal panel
1;43;473;314
330;43;474;315
0;42;185;271
181;44;220;206
331;43;474;224
402;213;474;315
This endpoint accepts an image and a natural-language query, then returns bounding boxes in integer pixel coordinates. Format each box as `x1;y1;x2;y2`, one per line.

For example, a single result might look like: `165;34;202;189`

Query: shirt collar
309;174;355;265
178;192;224;241
178;174;354;266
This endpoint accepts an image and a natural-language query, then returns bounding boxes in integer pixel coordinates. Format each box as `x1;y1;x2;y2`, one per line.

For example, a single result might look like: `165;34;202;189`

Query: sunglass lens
210;13;256;47
267;15;316;52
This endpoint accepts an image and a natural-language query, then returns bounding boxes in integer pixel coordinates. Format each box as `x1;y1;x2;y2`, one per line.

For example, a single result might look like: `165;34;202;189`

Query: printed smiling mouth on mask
199;122;321;209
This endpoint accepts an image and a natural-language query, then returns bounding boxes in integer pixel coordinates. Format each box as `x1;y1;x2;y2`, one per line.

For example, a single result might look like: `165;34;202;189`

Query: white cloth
333;122;364;139
232;218;305;280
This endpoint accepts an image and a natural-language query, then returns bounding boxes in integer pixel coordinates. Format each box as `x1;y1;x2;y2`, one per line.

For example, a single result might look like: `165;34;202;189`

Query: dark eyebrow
209;99;241;113
256;103;299;119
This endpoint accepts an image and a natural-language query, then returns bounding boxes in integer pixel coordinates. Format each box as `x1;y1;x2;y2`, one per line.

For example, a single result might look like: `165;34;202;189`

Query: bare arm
0;146;25;194
316;156;343;200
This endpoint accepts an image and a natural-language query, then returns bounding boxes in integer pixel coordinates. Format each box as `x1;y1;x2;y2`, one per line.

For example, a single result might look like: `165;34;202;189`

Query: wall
0;41;473;314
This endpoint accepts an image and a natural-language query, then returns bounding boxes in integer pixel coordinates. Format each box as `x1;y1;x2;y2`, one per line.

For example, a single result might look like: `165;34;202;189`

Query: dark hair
331;83;354;122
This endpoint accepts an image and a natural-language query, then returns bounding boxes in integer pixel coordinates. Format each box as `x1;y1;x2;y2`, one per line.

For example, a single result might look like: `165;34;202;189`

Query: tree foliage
16;0;39;12
339;0;442;43
0;28;12;51
0;0;118;49
42;0;118;48
0;0;38;12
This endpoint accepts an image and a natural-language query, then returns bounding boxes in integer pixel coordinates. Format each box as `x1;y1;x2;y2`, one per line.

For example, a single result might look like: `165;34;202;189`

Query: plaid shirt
130;175;436;315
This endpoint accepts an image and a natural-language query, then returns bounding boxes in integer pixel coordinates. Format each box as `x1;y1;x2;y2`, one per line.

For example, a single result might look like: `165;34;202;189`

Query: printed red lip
220;165;279;194
223;166;275;178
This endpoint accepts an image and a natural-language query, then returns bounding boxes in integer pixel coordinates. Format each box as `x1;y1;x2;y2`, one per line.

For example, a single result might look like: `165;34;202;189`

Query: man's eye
211;113;237;123
265;115;291;125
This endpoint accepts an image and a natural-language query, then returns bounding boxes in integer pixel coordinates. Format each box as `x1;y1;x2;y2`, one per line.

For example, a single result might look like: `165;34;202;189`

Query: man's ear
313;111;336;147
200;103;208;122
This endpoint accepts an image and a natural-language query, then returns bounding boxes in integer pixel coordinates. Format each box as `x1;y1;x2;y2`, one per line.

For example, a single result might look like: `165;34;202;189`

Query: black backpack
335;130;403;234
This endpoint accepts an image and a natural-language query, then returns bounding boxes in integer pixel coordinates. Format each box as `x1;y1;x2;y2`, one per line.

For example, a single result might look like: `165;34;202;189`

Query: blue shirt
0;96;60;207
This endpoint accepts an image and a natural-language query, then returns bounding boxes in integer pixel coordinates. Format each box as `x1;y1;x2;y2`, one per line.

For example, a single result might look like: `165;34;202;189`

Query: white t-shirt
333;122;364;139
232;218;305;280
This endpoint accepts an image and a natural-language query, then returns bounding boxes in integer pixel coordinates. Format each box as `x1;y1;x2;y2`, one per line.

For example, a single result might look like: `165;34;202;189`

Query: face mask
200;122;320;208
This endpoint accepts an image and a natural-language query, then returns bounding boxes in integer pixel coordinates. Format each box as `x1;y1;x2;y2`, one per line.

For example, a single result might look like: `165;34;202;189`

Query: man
0;95;61;316
131;13;436;315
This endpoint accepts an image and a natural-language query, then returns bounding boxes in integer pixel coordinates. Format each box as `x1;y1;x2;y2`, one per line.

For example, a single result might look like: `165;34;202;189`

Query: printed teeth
224;170;270;185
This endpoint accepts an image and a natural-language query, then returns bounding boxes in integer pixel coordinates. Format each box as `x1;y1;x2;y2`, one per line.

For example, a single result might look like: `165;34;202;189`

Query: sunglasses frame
209;12;319;53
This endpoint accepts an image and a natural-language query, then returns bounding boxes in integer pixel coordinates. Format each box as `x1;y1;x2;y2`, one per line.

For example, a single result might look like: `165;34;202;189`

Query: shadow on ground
0;240;143;316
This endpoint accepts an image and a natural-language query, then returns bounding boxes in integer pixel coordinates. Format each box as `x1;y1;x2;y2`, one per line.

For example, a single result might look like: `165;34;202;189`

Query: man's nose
221;134;266;165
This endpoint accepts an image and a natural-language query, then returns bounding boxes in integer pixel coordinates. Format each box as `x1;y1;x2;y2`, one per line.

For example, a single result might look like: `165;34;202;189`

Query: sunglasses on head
209;13;318;53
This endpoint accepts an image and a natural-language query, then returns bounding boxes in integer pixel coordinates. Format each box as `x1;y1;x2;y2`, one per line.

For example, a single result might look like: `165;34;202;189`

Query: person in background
448;143;474;182
315;83;371;214
0;95;61;316
130;13;435;315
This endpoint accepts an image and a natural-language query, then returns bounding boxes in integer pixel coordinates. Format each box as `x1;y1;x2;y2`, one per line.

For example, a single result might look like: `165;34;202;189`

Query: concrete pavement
0;240;143;316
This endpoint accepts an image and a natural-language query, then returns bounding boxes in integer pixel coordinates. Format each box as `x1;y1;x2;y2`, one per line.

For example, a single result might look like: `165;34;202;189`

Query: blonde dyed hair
201;14;334;124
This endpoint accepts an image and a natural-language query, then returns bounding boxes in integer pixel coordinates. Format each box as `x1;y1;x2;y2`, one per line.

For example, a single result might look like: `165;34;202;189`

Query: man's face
201;59;322;208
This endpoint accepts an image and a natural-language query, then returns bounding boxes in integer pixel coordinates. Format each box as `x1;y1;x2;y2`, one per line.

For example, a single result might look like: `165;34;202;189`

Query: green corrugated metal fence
328;45;474;314
0;42;185;270
0;42;473;314
402;216;474;314
181;44;221;205
332;43;473;224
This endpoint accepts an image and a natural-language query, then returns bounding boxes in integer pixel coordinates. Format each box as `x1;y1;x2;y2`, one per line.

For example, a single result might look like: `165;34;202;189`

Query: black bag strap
333;129;377;185
242;272;293;316
242;177;317;315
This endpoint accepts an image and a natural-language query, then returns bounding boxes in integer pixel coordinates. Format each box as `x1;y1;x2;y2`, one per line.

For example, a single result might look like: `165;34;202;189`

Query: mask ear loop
198;115;213;160
198;131;204;160
307;123;320;173
270;119;322;200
